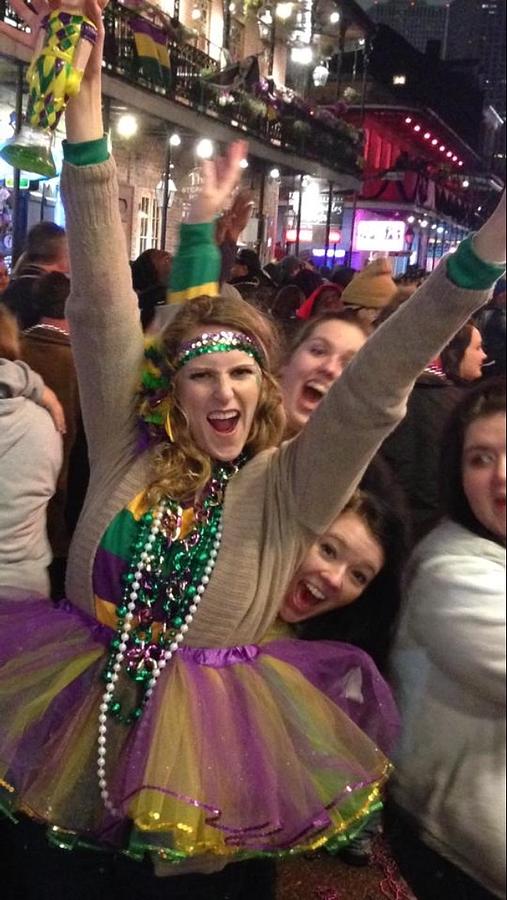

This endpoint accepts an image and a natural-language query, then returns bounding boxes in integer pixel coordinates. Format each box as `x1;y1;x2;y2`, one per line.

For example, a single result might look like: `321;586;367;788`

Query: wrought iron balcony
0;0;363;176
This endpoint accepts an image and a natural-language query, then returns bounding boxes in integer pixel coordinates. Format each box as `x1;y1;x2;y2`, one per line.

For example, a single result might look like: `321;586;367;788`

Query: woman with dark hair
389;378;506;900
131;248;172;331
297;457;409;674
441;321;487;383
269;284;304;339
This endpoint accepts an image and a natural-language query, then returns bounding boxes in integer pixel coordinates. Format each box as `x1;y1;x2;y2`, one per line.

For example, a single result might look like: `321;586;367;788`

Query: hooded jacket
0;359;62;595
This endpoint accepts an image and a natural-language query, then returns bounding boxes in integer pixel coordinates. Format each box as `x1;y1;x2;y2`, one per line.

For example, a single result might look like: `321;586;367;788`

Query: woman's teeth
304;581;326;602
207;411;239;434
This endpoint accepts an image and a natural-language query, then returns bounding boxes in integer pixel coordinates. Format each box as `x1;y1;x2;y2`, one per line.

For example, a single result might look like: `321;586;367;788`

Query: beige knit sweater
62;158;489;647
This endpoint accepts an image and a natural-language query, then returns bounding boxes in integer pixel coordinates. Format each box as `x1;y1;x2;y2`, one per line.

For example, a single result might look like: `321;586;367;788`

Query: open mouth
207;411;240;435
288;580;327;615
301;381;328;408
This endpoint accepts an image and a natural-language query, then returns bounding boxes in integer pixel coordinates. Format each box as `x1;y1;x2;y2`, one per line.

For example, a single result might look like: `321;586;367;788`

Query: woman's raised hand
474;191;506;266
11;0;108;142
9;0;48;48
187;141;249;225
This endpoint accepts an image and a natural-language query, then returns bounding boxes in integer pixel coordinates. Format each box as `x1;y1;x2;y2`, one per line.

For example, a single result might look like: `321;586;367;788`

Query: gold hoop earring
165;408;175;443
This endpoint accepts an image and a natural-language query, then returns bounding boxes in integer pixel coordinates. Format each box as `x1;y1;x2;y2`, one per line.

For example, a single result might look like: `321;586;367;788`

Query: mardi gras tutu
0;596;398;865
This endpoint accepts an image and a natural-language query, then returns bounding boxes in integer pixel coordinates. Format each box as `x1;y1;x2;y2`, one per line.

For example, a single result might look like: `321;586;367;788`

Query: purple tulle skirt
0;596;399;863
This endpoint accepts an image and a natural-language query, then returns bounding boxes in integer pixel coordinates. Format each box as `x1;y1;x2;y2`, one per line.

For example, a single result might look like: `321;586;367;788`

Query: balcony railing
0;0;363;176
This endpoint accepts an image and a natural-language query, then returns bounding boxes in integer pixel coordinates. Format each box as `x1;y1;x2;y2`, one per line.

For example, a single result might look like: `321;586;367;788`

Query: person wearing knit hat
341;257;397;332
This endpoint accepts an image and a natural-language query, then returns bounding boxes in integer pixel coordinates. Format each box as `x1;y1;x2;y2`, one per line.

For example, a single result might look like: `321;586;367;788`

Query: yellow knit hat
341;257;397;309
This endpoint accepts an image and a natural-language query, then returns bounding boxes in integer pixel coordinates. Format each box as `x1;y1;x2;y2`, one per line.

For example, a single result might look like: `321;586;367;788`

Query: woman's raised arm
277;194;506;538
10;0;145;467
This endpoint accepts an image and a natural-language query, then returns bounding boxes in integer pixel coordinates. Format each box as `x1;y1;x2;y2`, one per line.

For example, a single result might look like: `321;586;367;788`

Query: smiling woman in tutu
0;0;506;896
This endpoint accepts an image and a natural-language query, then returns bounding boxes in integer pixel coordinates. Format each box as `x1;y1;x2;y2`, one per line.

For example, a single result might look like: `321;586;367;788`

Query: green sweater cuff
62;135;110;166
169;222;221;303
447;235;506;290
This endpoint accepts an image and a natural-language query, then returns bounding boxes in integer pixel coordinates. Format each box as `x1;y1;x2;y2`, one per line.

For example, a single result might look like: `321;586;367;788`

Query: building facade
367;0;449;55
446;0;506;117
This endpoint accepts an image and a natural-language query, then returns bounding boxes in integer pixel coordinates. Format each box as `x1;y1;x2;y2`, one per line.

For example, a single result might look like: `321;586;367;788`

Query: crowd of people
0;3;505;900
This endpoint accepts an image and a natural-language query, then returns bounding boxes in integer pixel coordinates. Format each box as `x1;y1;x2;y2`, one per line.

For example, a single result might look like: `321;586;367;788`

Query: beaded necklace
97;456;244;814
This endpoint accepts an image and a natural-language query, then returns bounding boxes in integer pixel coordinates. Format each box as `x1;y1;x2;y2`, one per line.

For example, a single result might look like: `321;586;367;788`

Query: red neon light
286;228;313;242
328;230;342;243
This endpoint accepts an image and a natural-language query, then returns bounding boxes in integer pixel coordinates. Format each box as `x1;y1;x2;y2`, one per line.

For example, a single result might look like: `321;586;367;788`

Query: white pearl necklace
97;498;223;815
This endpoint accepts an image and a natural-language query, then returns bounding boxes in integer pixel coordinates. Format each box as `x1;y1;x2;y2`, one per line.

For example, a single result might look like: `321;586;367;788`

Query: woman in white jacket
390;377;506;900
0;306;64;595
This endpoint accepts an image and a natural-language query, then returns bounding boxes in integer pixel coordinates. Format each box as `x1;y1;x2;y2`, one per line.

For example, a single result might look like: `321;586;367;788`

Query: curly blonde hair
141;295;285;504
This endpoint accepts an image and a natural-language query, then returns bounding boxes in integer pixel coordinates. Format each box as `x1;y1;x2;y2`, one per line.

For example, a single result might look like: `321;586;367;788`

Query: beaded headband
174;331;265;371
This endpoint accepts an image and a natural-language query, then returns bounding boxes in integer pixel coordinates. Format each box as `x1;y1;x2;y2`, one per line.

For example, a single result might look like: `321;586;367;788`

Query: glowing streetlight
196;138;214;159
116;114;138;138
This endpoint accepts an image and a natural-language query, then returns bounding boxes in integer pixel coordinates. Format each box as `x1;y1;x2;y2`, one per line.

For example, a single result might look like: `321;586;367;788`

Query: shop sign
354;219;406;252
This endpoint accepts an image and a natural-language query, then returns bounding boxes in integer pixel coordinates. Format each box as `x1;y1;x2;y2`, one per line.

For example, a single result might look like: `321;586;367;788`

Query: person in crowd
0;305;64;596
296;283;346;320
330;265;356;291
389;378;506;900
0;4;505;897
295;457;409;675
131;248;172;331
271;254;304;287
292;266;323;299
340;257;397;333
441;321;487;384
0;256;9;296
381;354;464;540
2;222;69;329
227;247;276;310
279;311;368;437
477;278;506;379
21;271;83;599
285;456;410;867
269;283;304;339
229;247;273;288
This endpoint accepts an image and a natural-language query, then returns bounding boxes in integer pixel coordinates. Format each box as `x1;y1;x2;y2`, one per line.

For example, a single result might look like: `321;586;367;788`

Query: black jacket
381;372;463;539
